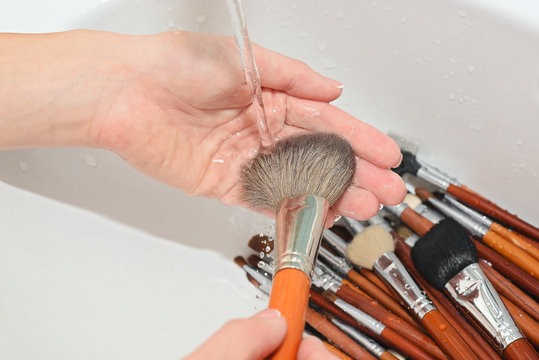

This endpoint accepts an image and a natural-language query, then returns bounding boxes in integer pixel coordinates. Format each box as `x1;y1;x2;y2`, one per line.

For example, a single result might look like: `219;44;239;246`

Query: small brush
241;133;356;359
415;187;539;280
346;224;479;360
411;218;539;360
312;263;446;360
322;230;419;326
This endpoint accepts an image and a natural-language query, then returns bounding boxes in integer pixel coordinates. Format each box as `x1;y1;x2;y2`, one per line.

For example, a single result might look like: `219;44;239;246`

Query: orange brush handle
447;184;539;241
421;309;479;360
501;295;539;348
269;268;310;360
502;338;539;360
323;342;353;360
483;230;539;280
490;222;539;260
400;207;434;236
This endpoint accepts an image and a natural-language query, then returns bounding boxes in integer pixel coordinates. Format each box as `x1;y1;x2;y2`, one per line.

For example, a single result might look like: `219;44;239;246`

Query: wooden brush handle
447;184;539;241
379;351;400;360
323;342;353;360
473;238;539;299
400;207;434;236
502;338;539;360
490;222;539;258
379;326;437;360
480;261;539;322
359;268;400;301
500;295;539;348
346;270;421;329
305;308;377;360
268;269;310;360
394;238;502;360
421;310;479;360
483;230;539;280
337;283;446;360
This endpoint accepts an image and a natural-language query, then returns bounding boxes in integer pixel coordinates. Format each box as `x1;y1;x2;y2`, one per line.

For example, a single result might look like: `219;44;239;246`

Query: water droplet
336;11;345;19
168;19;175;28
255;293;261;299
515;139;524;147
439;323;447;330
84;154;97;167
318;43;327;52
265;246;271;252
259;252;265;258
19;162;29;171
257;261;265;269
458;10;468;18
449;93;455;101
196;14;207;23
467;65;475;73
400;17;407;23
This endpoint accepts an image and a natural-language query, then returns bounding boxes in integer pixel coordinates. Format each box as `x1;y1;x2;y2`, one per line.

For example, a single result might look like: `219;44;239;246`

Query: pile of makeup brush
235;139;539;360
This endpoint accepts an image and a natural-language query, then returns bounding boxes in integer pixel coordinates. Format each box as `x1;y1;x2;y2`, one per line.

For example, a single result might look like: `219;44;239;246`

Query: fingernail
336;83;344;89
254;309;281;319
393;152;403;168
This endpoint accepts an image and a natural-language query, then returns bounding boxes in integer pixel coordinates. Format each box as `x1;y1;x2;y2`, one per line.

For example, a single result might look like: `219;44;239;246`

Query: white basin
1;0;538;359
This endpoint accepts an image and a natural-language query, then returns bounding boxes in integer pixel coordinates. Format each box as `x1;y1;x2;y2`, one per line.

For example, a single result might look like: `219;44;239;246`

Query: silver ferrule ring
417;167;450;191
334;298;386;335
385;203;408;218
427;196;488;237
311;265;341;293
374;252;436;319
317;246;352;276
331;318;385;357
445;263;523;350
275;195;329;276
444;195;493;228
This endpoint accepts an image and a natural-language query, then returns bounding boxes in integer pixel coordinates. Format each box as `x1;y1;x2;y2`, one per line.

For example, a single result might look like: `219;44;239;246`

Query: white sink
1;0;538;359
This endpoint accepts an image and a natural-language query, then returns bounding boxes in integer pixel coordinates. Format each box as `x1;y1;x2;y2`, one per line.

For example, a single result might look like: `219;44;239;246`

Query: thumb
184;309;287;360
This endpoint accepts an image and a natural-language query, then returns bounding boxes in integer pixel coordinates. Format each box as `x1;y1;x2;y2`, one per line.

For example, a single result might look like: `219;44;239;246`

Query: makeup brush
321;231;418;326
393;149;539;241
442;194;539;256
415;187;539;280
403;193;444;224
346;224;479;360
241;132;356;360
411;218;539;360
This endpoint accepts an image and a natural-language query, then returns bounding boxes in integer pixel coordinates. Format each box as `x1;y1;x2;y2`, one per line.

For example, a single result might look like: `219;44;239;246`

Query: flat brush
393;151;539;241
394;237;503;360
416;187;539;280
323;230;417;325
241;133;356;360
443;194;539;256
312;264;445;360
346;224;478;360
411;218;539;360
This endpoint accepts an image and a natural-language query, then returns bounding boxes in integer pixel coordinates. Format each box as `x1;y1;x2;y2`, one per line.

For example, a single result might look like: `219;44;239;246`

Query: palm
98;31;405;219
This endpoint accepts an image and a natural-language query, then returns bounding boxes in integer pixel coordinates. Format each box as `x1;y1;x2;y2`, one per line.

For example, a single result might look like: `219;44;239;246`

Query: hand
0;30;405;220
183;309;338;360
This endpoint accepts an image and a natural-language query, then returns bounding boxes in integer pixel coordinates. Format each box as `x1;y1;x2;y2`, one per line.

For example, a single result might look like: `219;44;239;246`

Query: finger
353;158;407;205
253;44;343;102
332;186;381;221
284;98;402;169
297;336;339;360
184;309;286;360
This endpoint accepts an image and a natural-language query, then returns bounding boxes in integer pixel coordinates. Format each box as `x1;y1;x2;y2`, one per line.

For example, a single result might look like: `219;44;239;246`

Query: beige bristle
403;193;422;209
346;225;395;270
241;133;356;210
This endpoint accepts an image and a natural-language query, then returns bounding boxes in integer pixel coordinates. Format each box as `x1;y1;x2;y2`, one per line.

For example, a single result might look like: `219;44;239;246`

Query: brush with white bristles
346;224;480;360
241;132;355;360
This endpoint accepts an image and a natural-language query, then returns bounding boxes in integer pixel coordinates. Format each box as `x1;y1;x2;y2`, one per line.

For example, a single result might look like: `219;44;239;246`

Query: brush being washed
241;133;356;359
411;218;539;360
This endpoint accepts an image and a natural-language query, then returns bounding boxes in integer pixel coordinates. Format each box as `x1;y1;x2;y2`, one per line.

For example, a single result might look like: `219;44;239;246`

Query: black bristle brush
411;218;539;360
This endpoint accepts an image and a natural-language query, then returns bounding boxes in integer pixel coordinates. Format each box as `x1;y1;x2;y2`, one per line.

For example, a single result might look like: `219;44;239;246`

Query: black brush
411;219;538;360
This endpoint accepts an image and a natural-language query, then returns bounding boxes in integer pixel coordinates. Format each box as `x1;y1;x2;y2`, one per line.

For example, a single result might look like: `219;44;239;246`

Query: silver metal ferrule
418;159;461;186
334;298;386;335
417;167;451;191
385;203;408;218
445;263;523;350
412;203;444;224
404;233;419;247
374;252;436;319
366;213;393;232
275;195;329;276
427;196;489;237
444;195;493;228
243;265;272;295
311;265;341;293
342;216;365;236
317;246;352;276
322;229;348;257
331;318;386;357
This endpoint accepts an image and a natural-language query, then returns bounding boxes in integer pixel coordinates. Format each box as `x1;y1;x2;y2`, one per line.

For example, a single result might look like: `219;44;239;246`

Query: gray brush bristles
241;133;356;210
